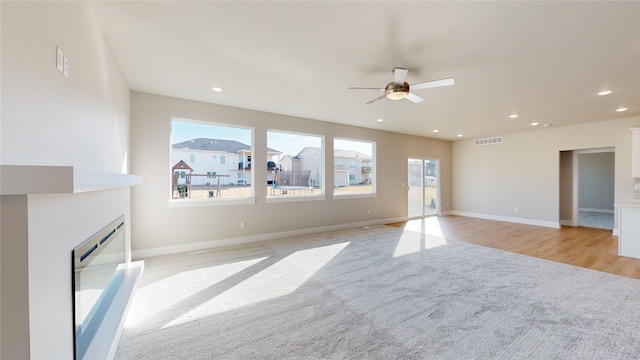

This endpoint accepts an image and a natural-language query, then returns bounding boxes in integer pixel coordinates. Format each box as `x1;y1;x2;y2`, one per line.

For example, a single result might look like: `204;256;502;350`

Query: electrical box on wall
56;46;69;77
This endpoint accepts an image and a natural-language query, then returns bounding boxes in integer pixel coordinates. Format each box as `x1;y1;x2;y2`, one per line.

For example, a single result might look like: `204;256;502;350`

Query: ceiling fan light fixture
385;82;410;100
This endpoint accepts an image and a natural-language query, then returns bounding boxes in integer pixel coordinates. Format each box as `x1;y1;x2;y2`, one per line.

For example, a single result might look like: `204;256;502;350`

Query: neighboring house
286;147;322;187
278;147;372;187
333;148;372;186
172;138;281;186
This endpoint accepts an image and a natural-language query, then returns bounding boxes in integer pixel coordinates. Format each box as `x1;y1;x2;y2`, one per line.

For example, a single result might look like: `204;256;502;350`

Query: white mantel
0;165;142;195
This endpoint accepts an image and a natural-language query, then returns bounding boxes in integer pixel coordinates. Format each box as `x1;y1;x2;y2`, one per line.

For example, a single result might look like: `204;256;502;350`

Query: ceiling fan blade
393;68;408;85
405;93;424;103
410;77;455;91
348;87;385;91
366;94;387;104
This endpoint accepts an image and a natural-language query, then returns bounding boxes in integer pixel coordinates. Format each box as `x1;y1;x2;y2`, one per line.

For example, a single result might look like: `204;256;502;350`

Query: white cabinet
618;204;640;259
632;128;640;178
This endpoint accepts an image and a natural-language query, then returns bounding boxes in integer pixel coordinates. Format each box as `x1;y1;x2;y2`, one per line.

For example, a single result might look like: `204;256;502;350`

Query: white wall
452;116;640;228
1;2;131;358
131;92;453;256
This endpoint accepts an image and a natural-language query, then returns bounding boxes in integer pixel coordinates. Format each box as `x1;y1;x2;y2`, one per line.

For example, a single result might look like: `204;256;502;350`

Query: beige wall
559;151;573;223
578;151;615;211
453;116;640;229
130;92;453;256
1;2;131;358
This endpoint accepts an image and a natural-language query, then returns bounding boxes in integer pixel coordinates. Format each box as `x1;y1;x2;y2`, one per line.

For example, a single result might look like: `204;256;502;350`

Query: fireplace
1;165;143;358
72;215;126;359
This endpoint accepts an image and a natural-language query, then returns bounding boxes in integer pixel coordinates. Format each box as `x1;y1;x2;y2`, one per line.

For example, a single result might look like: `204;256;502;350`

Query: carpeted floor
116;224;640;359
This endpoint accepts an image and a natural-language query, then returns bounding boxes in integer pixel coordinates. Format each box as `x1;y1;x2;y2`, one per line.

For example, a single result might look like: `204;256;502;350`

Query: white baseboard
132;217;407;259
559;219;576;227
451;211;560;229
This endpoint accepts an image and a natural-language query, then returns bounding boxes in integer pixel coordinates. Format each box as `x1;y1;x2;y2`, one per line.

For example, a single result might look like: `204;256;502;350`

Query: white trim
132;217;406;259
559;219;575;227
333;193;377;200
452;211;560;229
168;197;256;207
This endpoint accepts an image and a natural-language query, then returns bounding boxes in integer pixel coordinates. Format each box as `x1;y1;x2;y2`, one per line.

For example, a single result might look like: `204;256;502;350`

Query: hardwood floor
387;215;640;280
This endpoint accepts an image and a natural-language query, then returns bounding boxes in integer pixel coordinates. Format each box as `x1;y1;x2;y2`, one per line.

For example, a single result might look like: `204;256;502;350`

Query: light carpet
116;224;640;359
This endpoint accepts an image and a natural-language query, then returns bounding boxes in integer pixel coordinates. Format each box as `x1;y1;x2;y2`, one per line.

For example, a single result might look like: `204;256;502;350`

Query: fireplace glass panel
72;216;126;359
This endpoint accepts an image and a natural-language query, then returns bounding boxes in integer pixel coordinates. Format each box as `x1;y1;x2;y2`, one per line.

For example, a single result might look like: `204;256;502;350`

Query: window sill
266;195;326;204
333;193;377;200
168;197;256;208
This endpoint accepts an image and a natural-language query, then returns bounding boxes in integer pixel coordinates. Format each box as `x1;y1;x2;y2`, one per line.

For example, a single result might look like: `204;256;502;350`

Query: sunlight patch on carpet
393;218;447;257
123;257;267;329
162;242;349;328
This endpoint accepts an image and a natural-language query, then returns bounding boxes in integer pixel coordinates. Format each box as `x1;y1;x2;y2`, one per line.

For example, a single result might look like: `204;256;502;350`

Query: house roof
298;146;371;161
334;149;371;161
173;138;281;154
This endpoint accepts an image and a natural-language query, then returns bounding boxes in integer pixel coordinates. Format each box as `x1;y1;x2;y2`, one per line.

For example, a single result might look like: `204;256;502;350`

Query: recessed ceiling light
211;87;223;92
543;123;553;128
457;134;463;138
432;129;439;133
509;114;519;119
531;122;539;126
616;107;628;112
598;90;613;96
376;118;384;123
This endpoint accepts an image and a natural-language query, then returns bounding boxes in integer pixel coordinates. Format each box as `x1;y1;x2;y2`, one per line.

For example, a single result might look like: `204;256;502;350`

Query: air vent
475;137;503;146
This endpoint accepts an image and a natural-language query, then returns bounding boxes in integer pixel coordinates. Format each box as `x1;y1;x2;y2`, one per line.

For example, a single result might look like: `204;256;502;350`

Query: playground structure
172;160;233;199
270;169;314;196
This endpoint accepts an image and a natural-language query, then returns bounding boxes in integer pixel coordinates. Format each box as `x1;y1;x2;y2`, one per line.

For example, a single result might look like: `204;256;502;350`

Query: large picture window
333;138;375;197
267;130;324;200
171;118;253;202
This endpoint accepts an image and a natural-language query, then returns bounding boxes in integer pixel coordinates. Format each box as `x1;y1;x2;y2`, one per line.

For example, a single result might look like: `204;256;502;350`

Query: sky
172;119;373;157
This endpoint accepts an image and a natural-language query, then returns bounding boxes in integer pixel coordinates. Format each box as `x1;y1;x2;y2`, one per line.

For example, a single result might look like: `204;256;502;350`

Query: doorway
408;158;439;218
559;148;614;230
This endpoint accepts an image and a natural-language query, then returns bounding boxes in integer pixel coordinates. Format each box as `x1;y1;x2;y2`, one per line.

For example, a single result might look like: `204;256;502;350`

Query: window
171;118;254;202
267;129;324;200
333;138;375;197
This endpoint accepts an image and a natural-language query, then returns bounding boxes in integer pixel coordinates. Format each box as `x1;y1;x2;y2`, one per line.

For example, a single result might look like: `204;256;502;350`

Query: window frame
169;117;256;207
266;129;326;204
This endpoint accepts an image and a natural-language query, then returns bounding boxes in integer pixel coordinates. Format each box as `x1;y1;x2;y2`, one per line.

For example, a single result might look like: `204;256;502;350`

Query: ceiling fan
348;67;454;104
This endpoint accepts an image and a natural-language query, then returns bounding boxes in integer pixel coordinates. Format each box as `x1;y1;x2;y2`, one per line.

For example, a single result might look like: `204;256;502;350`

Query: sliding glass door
408;158;438;218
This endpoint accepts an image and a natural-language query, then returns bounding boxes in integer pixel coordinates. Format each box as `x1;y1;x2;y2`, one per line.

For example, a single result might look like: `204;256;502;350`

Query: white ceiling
90;1;640;140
